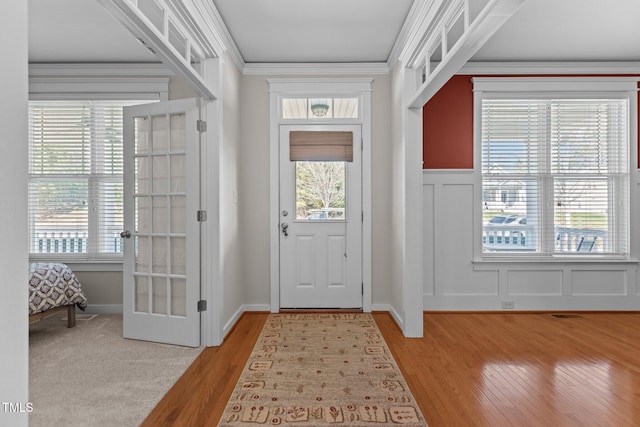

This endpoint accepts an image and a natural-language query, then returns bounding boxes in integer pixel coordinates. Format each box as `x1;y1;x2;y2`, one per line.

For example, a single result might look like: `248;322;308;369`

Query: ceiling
212;0;413;63
28;0;640;65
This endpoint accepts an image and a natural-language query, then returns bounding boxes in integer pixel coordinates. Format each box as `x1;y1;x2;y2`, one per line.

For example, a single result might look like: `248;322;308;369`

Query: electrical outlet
502;301;515;309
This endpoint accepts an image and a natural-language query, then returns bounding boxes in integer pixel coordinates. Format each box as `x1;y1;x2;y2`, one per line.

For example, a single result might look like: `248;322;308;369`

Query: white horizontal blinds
290;131;353;162
95;103;125;254
482;100;543;252
481;98;628;255
550;99;628;254
28;101;132;256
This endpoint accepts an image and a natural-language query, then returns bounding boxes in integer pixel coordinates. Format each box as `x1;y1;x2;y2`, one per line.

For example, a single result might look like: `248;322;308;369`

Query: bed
28;263;87;328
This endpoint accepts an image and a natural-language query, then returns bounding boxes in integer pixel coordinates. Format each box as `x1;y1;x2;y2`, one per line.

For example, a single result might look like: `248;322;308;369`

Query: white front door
279;125;362;309
122;99;200;347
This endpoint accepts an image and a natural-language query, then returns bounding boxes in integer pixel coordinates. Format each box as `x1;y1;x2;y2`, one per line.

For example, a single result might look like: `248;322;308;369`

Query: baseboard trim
242;304;271;312
83;304;123;314
388;305;404;333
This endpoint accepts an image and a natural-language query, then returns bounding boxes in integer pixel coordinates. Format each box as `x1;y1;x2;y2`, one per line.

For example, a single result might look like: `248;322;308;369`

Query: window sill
473;255;639;270
28;256;123;272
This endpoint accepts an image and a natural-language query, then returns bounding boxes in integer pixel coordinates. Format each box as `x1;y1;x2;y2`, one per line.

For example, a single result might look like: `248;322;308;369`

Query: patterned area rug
218;313;427;426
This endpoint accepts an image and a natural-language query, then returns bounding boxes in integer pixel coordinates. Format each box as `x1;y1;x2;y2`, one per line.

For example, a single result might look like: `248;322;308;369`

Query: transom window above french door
474;78;637;258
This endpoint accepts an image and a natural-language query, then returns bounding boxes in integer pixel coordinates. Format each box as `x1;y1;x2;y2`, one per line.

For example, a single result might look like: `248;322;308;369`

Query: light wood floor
142;312;640;426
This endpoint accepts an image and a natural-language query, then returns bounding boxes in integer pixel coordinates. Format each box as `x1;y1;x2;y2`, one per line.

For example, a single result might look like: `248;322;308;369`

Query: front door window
295;161;346;221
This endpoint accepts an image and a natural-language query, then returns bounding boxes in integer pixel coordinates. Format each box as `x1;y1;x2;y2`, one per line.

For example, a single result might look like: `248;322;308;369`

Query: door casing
268;78;373;313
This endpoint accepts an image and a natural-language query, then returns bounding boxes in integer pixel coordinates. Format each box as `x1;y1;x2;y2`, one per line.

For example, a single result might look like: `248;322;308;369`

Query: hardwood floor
142;312;640;426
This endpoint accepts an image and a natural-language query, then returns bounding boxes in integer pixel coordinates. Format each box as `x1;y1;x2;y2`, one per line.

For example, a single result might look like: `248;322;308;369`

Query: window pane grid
482;98;628;255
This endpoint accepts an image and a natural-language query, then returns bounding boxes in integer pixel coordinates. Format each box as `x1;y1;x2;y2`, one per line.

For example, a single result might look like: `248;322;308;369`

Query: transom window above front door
282;97;359;119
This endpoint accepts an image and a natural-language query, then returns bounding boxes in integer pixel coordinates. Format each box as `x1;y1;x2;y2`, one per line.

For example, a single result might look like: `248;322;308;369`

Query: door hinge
197;210;207;222
361;137;364;151
197;119;207;132
362;211;364;222
197;300;207;312
362;283;364;295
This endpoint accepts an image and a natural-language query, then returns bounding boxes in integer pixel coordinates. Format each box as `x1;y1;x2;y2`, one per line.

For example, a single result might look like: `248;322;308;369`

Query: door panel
279;125;362;309
123;98;200;347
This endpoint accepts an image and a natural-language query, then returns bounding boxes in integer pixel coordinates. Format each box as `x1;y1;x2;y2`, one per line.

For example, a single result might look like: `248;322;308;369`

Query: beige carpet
29;313;202;427
218;313;427;426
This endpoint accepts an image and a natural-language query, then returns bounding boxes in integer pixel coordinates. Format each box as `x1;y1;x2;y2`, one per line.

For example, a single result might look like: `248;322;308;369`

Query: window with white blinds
29;101;138;258
481;98;629;255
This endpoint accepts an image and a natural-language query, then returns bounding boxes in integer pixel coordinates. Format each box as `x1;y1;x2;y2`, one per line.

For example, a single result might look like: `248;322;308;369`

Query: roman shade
289;131;353;162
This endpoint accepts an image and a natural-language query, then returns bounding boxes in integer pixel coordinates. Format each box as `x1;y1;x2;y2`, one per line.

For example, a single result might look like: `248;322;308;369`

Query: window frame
28;72;169;266
472;77;639;262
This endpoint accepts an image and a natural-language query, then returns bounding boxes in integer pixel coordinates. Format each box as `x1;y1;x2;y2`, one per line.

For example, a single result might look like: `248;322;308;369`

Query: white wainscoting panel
571;270;627;296
430;180;499;298
507;271;563;296
423;184;435;297
423;170;640;311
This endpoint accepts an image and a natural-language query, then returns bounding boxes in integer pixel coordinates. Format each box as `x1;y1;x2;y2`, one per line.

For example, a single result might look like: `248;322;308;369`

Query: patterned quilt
29;263;87;315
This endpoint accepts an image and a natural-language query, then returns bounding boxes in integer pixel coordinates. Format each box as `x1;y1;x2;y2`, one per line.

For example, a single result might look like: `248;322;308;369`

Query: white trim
371;303;391;312
245;63;389;76
242;304;271;312
200;58;224;347
268;78;374;95
388;304;404;332
84;304;123;314
223;305;245;338
29;77;170;101
268;78;373;314
401;68;424;338
221;304;272;339
29;63;173;76
183;0;245;70
472;76;640;93
461;61;640;75
41;262;124;272
97;0;216;100
406;0;526;108
387;0;429;70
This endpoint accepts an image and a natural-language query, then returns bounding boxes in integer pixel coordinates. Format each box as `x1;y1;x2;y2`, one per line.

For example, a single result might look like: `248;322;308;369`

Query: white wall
238;76;271;307
74;271;123;313
238;73;396;309
0;2;29;426
423;169;640;310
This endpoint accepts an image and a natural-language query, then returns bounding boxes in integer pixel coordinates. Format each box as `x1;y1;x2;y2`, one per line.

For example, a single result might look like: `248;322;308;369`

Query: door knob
280;222;288;237
120;230;132;239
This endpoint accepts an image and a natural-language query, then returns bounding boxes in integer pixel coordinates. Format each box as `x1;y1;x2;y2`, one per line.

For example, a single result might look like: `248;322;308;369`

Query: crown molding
387;0;431;70
184;0;245;71
460;61;640;75
243;62;389;76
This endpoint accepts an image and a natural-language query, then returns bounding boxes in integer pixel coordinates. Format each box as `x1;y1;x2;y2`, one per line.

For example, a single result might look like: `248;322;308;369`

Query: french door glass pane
134;276;149;313
152;278;168;315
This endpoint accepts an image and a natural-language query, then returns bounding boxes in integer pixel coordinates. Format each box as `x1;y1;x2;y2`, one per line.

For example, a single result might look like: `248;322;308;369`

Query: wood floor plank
143;311;640;426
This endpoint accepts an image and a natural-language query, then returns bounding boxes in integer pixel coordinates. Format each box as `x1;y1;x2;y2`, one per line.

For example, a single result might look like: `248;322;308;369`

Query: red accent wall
422;75;474;169
423;75;640;170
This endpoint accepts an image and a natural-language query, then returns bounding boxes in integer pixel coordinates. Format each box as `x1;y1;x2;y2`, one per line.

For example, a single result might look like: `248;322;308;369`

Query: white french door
279;125;362;309
122;99;200;347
